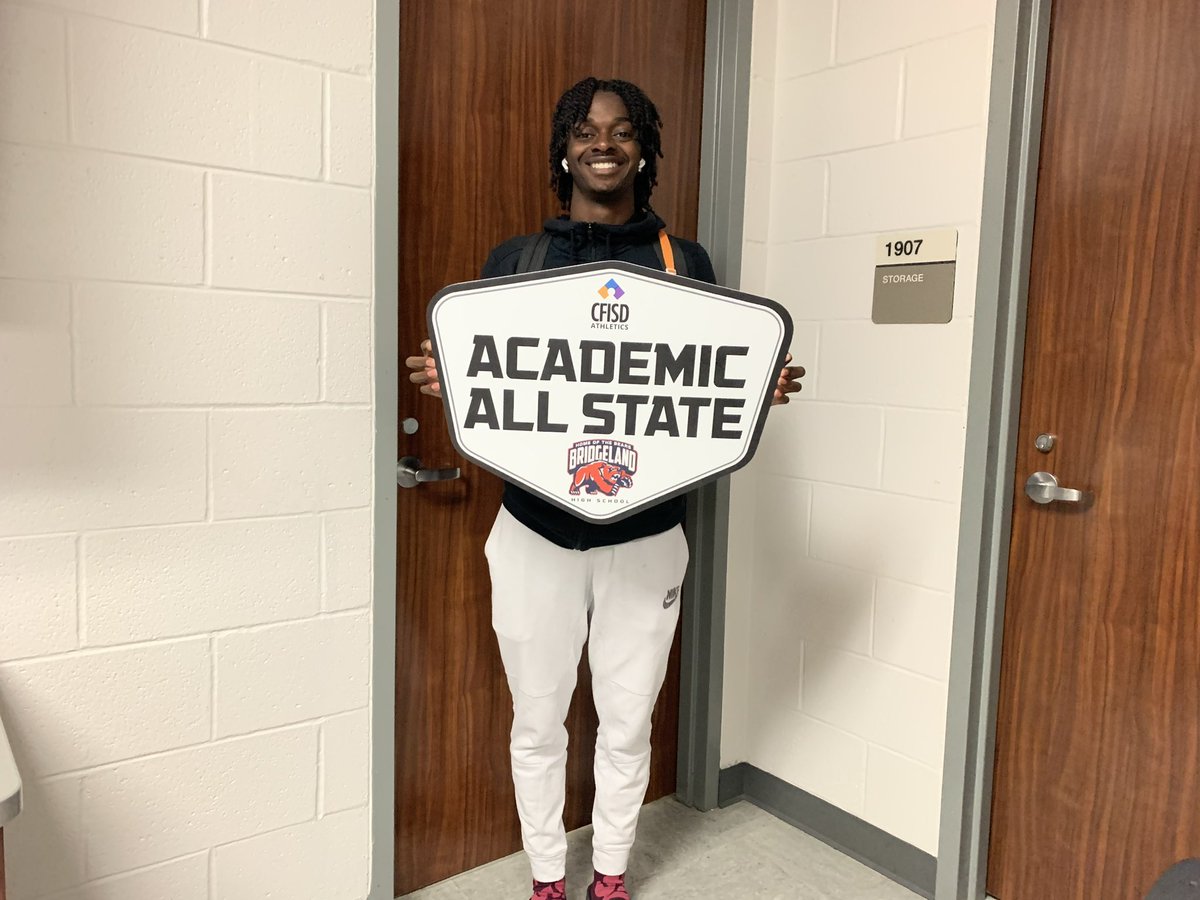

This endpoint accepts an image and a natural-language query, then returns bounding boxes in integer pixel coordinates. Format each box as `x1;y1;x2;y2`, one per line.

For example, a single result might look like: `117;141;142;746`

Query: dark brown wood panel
987;1;1200;898
395;2;708;894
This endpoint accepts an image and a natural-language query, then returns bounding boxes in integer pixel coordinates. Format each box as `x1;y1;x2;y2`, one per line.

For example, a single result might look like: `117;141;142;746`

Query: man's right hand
405;338;441;397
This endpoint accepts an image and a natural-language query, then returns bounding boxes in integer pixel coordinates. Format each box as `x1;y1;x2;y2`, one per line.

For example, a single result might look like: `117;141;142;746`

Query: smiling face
563;91;642;211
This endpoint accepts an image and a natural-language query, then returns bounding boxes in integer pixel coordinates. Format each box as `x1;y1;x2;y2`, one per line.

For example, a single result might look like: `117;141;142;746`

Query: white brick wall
0;537;77;661
44;0;199;35
74;285;321;405
82;519;322;645
0;410;209;537
329;75;375;187
0;5;68;143
213;614;369;738
0;282;72;407
206;0;374;74
0;0;376;896
2;778;87;896
827;130;986;234
212;807;369;899
724;0;996;855
1;640;212;778
70;18;323;176
43;855;210;900
210;408;373;518
322;708;370;814
209;173;372;295
83;727;318;876
324;509;373;613
772;55;901;159
0;145;205;283
835;0;993;62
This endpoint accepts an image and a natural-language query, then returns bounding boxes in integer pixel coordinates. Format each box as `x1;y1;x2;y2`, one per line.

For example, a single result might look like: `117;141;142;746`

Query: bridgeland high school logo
568;439;638;497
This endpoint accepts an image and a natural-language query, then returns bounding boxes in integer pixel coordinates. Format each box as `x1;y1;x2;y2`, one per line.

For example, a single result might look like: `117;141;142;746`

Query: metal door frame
678;0;755;813
372;3;399;896
371;2;754;894
935;1;1053;898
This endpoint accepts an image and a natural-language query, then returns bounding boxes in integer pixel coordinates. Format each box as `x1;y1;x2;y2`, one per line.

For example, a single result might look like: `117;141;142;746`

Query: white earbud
638;159;646;172
561;159;569;173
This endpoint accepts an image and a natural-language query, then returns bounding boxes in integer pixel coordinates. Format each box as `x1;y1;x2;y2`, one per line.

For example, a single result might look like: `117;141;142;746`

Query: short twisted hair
549;77;664;212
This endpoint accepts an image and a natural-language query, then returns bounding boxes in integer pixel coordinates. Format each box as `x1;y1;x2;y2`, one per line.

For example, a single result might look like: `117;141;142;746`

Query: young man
408;77;803;900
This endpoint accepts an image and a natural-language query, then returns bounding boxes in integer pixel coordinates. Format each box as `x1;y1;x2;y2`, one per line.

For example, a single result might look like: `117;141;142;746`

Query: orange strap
658;229;677;275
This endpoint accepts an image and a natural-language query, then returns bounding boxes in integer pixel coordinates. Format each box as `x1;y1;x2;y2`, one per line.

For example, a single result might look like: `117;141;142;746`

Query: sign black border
426;260;794;524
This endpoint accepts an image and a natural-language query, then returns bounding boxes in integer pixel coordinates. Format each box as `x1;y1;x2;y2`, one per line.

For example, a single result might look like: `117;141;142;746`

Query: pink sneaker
531;878;567;900
587;871;630;900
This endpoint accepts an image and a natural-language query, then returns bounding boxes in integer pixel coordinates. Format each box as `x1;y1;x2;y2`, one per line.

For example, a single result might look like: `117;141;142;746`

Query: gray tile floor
400;797;921;899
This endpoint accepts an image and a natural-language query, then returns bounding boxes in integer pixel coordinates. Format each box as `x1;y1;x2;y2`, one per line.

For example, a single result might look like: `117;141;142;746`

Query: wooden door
395;3;708;894
987;1;1200;898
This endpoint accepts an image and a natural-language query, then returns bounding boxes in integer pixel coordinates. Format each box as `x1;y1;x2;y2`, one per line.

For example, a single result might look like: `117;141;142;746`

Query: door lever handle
1024;471;1090;505
397;455;461;489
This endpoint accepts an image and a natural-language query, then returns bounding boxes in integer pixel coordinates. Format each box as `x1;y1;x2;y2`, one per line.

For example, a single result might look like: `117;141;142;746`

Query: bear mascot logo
569;460;634;496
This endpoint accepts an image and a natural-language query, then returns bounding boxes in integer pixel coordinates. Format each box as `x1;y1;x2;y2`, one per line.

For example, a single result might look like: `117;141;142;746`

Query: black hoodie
479;213;717;550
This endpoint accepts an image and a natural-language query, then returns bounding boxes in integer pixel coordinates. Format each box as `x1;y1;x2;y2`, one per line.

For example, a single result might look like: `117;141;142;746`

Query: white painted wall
0;1;376;897
724;0;996;855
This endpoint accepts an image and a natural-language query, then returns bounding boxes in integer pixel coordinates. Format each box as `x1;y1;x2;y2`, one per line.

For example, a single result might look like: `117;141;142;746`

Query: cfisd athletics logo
592;278;630;331
597;278;624;300
567;439;638;497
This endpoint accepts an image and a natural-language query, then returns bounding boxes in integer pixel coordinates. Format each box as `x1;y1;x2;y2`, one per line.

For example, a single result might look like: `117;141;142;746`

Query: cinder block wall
723;0;996;854
0;1;376;897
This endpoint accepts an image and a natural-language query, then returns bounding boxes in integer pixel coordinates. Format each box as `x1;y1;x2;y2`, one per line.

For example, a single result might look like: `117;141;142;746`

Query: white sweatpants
484;506;689;882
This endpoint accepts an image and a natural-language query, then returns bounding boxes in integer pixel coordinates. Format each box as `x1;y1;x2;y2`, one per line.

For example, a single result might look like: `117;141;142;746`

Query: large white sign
429;262;792;523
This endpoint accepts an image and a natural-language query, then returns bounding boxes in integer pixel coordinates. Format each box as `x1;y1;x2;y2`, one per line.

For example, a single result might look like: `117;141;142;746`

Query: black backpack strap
670;236;688;278
515;232;552;274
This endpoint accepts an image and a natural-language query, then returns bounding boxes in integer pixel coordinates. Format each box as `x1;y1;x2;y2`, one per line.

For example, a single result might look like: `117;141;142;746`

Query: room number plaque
872;228;958;324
